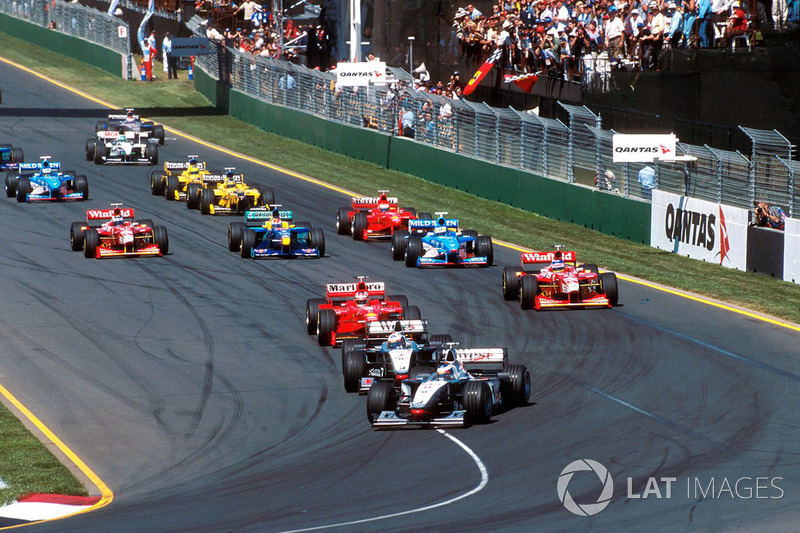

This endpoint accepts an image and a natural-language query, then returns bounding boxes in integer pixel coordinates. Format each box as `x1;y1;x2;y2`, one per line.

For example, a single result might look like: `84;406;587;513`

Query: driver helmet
434;222;447;235
126;111;135;123
111;207;124;225
118;134;127;142
41;160;51;173
437;362;456;380
378;194;390;211
387;332;406;349
270;210;283;229
551;259;565;272
354;290;369;306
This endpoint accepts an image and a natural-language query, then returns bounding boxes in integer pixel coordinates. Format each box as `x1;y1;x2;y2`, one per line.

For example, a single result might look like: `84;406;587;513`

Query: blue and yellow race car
5;157;88;203
0;144;24;171
392;214;493;268
228;207;325;259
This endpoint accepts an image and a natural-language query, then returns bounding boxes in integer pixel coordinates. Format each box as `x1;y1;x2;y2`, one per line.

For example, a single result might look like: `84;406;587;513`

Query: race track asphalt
1;60;799;532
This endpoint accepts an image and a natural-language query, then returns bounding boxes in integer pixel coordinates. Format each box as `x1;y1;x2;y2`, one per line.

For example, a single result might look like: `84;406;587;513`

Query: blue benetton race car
228;207;325;259
0;144;24;171
5;158;88;203
391;214;493;268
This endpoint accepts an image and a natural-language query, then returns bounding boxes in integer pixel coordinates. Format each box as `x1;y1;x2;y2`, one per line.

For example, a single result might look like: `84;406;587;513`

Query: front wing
251;246;320;259
94;244;162;258
372;410;466;427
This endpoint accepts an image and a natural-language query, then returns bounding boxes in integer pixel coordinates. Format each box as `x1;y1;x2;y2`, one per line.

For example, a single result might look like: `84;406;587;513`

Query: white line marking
279;429;488;532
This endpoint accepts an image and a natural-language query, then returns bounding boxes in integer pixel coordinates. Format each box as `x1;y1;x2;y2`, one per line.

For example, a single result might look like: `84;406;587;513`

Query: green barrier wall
0;14;123;78
194;67;651;243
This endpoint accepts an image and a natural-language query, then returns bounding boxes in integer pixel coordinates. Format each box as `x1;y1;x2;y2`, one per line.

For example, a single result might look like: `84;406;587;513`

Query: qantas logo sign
612;134;677;162
664;202;716;252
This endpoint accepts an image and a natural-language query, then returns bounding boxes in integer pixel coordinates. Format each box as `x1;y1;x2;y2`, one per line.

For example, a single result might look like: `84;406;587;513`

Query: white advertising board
651;190;748;271
612;133;678;162
784;217;800;284
335;61;387;87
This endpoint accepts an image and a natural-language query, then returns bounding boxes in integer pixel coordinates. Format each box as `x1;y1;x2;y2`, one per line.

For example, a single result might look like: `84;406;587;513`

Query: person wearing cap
605;6;625;58
668;2;684;48
721;1;747;47
648;2;666;67
162;31;177;79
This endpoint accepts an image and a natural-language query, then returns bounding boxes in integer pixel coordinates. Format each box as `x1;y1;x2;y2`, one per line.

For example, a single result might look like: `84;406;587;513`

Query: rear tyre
153;125;165;145
336;207;351;235
83;228;99;258
404;235;422;267
475;235;494;266
503;364;531;406
165;174;179;201
306;298;326;335
310;228;325;257
417;212;432;220
137;219;155;229
5;174;16;197
340;338;362;367
463;381;492;424
260;187;275;207
95;121;108;132
74;175;89;200
186;183;201;209
429;334;452;346
403;207;417;218
503;267;523;300
387;294;409;308
200;188;215;215
15;176;30;202
228;222;245;252
582;263;599;275
366;381;396;424
150;170;166;195
462;229;478;240
147;143;159;165
85;139;96;161
316;308;336;346
11;147;23;163
600;272;619;306
240;228;256;258
343;350;366;393
391;230;408;260
351;211;368;241
94;143;106;165
70;222;85;251
154;226;169;254
402;305;422;320
520;275;539;310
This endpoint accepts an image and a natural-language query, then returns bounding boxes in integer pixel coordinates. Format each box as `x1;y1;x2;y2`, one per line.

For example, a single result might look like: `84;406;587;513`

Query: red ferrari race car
305;277;421;347
70;204;169;259
336;190;429;241
502;247;618;310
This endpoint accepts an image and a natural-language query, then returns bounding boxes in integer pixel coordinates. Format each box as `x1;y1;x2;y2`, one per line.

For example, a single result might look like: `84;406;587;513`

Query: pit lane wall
196;67;651;244
0;13;123;78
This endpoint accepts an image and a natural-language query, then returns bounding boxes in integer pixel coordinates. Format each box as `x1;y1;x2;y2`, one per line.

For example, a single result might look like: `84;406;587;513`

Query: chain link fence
196;16;800;218
0;0;131;56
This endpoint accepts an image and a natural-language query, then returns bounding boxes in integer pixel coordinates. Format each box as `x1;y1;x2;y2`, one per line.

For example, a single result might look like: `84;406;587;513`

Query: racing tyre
343;350;366;393
600;272;619;306
475;235;494;266
520;275;539;310
15;176;30;203
83;228;99;258
147;142;159;165
366;381;397;424
503;267;523;301
463;381;492;424
502;364;531;406
409;365;435;381
186;183;201;209
336;207;351;235
387;294;408;308
74;175;89;200
582;263;599;276
11;148;23;163
259;187;275;207
417;212;432;220
5;174;16;197
429;334;452;346
165;174;179;201
351;211;368;241
305;298;326;335
153;125;165;145
85;139;96;161
94;143;106;165
404;235;422;267
340;338;363;367
316;308;336;346
137;219;155;230
462;229;478;240
70;222;85;251
402;305;422;321
391;230;408;260
150;170;166;196
240;229;256;258
310;228;325;257
403;207;417;218
200;188;215;215
228;222;245;252
154;226;169;255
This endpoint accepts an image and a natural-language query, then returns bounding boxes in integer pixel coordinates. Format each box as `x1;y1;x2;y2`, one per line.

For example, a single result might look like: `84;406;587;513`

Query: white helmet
388;332;405;349
354;290;369;306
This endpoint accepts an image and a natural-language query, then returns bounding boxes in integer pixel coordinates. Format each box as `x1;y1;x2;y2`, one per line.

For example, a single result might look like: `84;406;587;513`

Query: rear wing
85;207;134;222
521;250;577;270
164;160;206;171
450;348;508;366
352;196;398;209
204;173;244;183
408;218;458;231
19;161;61;171
365;320;428;338
107;113;140;121
326;281;385;301
97;130;149;142
244;209;293;226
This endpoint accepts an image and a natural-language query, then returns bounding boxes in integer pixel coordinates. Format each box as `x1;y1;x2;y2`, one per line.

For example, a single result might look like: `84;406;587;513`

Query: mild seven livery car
0;144;24;171
5;158;88;203
70;204;168;259
229;207;325;259
87;130;158;165
368;347;530;427
341;320;453;393
336;190;427;240
393;215;494;268
96;109;165;145
502;247;619;309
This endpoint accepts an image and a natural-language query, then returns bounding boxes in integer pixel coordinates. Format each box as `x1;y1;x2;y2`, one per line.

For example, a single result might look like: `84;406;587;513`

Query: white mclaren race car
86;130;158;165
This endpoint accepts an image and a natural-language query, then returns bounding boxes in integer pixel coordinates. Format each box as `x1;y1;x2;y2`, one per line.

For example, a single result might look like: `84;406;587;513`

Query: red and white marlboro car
305;277;421;346
335;190;427;240
502;246;618;310
69;204;169;258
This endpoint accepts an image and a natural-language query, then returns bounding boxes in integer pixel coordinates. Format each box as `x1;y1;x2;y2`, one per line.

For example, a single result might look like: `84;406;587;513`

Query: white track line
279;429;489;532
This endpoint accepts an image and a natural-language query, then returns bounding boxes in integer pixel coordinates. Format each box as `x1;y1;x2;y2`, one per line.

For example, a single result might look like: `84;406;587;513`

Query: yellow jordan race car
149;156;215;206
198;170;275;215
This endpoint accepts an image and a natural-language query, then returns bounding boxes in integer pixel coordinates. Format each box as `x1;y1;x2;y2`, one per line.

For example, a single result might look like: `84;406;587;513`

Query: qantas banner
613;134;677;162
784;217;800;284
651;190;748;271
335;62;386;87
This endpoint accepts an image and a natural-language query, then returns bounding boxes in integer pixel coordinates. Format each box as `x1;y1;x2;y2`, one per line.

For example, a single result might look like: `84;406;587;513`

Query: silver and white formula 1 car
86;129;158;165
368;346;530;427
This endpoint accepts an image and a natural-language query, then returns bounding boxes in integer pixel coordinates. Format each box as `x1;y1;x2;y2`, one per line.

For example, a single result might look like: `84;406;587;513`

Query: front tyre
366;381;396;424
463;381;492;424
520;275;539;310
600;272;619;306
502;267;523;301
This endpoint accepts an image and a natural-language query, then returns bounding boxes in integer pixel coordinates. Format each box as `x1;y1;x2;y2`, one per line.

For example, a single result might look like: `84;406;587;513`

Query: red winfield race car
70;204;169;259
305;277;421;347
502;247;618;310
335;190;429;241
